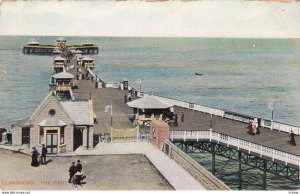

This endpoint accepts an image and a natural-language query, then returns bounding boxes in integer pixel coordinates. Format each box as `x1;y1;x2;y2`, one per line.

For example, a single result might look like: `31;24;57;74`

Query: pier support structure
212;143;216;175
238;151;242;190
173;141;300;189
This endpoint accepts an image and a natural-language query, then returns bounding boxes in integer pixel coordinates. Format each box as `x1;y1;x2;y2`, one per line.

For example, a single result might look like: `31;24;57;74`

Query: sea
0;36;300;190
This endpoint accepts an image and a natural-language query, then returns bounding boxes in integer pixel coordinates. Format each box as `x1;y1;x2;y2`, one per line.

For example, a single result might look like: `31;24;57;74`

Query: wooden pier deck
170;106;300;156
68;66;134;134
65;58;300;157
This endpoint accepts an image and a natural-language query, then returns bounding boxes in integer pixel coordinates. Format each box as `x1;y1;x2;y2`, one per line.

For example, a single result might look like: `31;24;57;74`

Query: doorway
46;130;58;154
73;127;83;151
22;127;30;144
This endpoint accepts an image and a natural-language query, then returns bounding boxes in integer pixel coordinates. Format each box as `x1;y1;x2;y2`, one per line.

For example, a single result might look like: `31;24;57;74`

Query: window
39;127;44;145
49;109;56;116
60;127;65;144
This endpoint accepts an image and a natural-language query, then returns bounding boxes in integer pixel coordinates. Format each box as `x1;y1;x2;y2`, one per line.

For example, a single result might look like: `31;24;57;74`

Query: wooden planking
65;56;300;156
171;106;300;156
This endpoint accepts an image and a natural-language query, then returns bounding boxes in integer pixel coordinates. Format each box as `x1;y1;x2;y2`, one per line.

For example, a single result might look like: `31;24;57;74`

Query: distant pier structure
22;38;99;55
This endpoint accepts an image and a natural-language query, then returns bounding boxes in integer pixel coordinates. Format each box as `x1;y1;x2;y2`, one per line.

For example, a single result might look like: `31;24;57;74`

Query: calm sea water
0;36;300;190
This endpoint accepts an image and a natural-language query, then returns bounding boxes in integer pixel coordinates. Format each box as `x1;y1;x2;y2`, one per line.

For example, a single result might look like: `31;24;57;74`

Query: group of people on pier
247;119;297;146
247;120;260;135
68;160;86;185
124;92;132;103
31;144;48;167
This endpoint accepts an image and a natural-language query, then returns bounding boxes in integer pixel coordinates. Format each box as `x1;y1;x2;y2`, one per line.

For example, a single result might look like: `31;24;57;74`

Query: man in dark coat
174;113;178;127
40;144;47;165
76;160;82;172
288;131;296;146
31;147;40;167
68;162;77;183
180;112;184;122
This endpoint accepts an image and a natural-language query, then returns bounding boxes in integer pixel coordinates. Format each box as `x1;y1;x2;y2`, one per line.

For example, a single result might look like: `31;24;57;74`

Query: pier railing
87;69;300;137
162;139;230;190
171;130;300;168
127;84;300;136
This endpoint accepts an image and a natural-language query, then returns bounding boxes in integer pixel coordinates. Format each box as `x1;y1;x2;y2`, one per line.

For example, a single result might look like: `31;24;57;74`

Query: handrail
162;139;230;190
127;83;300;136
171;130;300;168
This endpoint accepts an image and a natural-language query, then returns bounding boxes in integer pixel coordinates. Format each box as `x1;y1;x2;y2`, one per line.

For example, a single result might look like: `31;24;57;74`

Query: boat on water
195;72;203;76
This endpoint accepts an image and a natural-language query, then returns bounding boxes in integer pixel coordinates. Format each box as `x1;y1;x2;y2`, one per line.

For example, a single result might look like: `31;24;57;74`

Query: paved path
0;148;173;190
74;141;206;190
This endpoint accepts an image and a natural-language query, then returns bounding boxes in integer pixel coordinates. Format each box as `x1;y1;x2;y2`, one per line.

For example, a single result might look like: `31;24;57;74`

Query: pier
2;41;300;190
22;39;98;55
64;48;300;189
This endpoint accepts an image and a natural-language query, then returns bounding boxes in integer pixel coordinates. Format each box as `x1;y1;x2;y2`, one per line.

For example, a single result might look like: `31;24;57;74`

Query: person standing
40;144;47;165
288;131;296;146
68;162;77;183
181;112;184;122
124;93;127;103
31;147;40;167
76;160;82;172
174;113;178;127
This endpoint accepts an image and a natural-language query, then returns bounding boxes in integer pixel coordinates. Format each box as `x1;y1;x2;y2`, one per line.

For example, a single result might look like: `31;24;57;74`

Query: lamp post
268;102;274;129
105;104;113;142
210;114;213;129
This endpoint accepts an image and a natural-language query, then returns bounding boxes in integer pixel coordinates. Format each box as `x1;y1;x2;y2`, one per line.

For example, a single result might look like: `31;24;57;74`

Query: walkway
169;106;300;156
74;141;206;190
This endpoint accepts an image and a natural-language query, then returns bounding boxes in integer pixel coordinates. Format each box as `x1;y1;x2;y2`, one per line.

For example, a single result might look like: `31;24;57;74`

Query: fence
110;127;138;143
171;130;300;168
162;139;230;190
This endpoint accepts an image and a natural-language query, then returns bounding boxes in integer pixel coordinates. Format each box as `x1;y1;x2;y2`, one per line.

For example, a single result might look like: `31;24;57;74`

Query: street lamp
210;114;213;129
268;102;274;129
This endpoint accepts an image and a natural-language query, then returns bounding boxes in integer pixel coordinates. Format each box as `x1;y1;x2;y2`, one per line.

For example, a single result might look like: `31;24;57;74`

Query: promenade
68;62;300;157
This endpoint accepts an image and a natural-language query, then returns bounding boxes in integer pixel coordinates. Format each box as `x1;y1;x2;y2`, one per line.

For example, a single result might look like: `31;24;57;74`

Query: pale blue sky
0;0;299;38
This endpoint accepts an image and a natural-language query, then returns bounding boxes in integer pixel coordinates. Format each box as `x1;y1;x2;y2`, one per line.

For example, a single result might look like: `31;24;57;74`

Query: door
73;127;83;151
22;127;30;144
46;130;58;154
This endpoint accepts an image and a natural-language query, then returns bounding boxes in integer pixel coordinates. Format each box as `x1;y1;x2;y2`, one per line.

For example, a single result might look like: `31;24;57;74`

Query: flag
105;105;111;112
268;102;273;110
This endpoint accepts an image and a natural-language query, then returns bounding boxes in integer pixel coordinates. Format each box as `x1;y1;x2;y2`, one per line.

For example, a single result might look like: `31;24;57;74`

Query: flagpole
110;103;113;127
110;104;113;143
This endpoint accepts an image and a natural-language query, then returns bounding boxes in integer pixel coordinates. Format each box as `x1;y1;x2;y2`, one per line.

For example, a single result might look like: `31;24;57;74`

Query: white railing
131;84;300;136
105;82;119;89
261;119;300;135
172;130;300;168
87;68;104;83
69;88;75;100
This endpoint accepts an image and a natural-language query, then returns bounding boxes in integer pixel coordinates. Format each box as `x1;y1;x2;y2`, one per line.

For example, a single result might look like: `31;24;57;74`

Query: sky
0;0;299;38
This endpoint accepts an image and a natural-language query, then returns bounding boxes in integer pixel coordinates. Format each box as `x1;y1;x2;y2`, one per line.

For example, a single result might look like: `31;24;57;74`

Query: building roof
53;56;66;61
127;96;173;109
60;101;91;125
82;56;94;61
38;118;67;127
53;71;74;79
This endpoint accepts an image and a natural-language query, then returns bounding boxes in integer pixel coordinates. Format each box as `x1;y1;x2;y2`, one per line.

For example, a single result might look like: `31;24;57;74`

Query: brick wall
150;120;170;148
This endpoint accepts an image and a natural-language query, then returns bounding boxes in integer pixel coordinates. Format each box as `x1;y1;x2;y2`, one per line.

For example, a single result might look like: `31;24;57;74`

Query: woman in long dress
31;147;40;167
